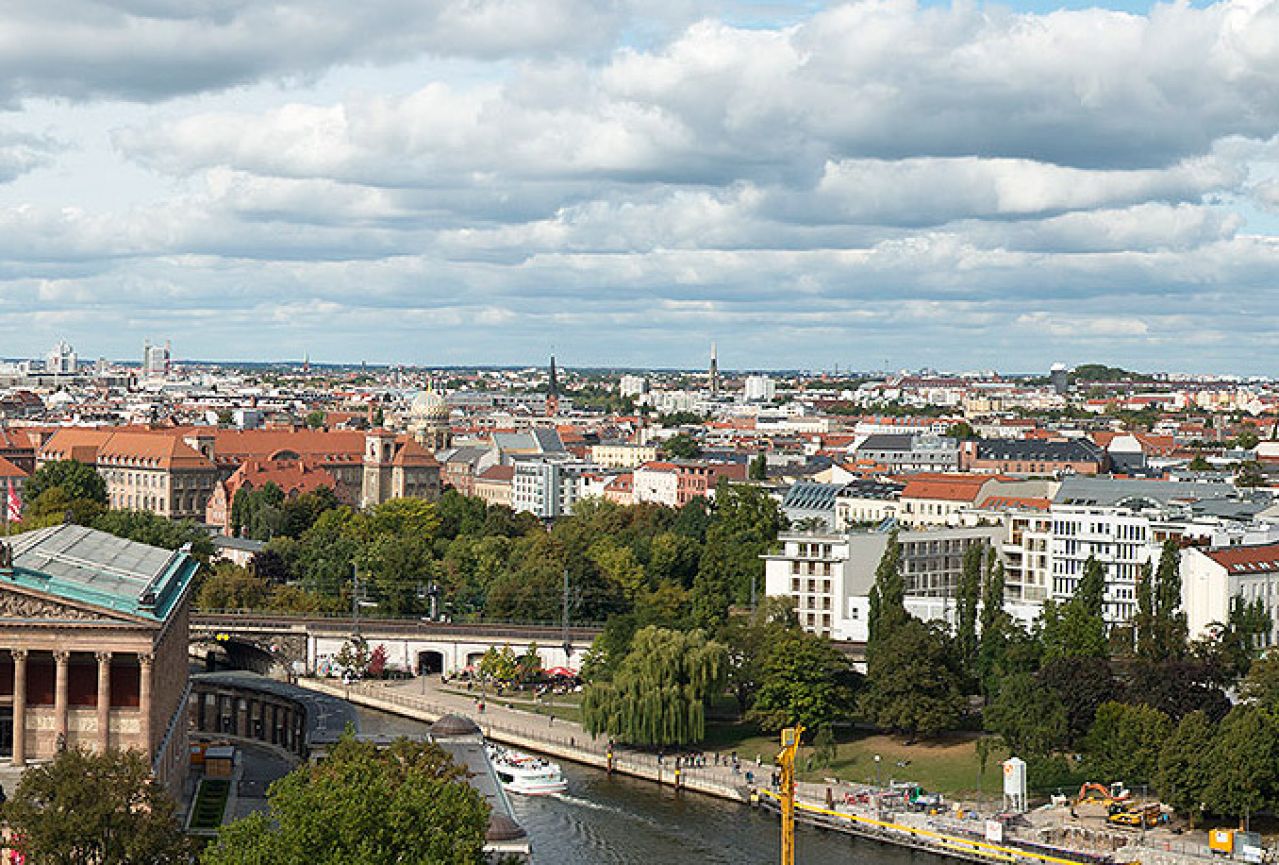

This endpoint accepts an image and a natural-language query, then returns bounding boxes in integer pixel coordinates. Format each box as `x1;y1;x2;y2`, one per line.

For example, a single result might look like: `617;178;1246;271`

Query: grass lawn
699;721;1008;800
188;779;231;832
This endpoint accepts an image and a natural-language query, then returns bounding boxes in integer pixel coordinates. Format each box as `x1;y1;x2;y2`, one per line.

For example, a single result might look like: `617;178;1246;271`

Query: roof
975;438;1103;463
782;482;841;511
1054;476;1238;508
40;428;212;470
5;524;199;623
856;433;915;452
476;465;514;482
979;495;1052;511
0;455;26;479
901;475;990;503
1204;542;1279;575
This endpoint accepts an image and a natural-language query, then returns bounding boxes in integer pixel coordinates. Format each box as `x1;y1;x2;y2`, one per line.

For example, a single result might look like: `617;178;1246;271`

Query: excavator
1107;803;1166;829
1076;782;1130;806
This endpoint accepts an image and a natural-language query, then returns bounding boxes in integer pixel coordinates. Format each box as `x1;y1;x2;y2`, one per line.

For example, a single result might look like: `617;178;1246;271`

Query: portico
0;524;198;793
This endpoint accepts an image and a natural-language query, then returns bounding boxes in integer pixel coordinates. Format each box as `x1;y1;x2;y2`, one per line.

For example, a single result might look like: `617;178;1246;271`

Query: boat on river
486;744;568;796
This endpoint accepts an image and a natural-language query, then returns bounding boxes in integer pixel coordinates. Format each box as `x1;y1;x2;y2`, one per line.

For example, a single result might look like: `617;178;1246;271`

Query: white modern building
45;340;77;374
762;526;1003;642
510;457;591;519
744;374;776;402
632;461;680;507
1182;541;1279;646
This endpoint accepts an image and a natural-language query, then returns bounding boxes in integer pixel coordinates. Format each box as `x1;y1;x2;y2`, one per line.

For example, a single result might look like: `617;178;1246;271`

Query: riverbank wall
297;678;750;802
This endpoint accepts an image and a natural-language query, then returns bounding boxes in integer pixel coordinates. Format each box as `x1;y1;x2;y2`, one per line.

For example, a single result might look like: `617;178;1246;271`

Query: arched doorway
417;650;445;675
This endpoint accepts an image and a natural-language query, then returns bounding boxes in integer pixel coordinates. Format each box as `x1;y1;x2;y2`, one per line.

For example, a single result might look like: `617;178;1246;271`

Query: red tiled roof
901;475;991;502
0;455;27;478
476;465;514;482
1205;543;1279;574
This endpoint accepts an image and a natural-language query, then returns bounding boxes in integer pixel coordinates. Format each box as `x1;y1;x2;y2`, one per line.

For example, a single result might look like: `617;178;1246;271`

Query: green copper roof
4;524;199;623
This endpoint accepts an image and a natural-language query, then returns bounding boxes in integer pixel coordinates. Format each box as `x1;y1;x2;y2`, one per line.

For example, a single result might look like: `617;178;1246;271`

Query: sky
1;0;1278;374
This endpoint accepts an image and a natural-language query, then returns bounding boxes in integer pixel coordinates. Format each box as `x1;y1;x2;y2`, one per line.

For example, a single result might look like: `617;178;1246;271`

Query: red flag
7;482;21;523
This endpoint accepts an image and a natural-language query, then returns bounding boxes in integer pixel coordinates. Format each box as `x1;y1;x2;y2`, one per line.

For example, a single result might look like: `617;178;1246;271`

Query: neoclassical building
0;524;198;792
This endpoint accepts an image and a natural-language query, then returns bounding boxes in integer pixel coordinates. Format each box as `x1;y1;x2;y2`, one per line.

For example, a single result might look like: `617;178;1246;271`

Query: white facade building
632;461;680;507
744;374;776;402
1182;542;1279;646
45;340;77;374
619;375;648;398
510;458;590;519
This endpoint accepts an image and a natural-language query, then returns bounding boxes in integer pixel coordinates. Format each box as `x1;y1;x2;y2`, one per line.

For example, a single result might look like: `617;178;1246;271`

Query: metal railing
192;611;603;640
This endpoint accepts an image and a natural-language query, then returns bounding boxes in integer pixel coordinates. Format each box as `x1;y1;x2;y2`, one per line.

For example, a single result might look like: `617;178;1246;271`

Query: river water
355;707;938;865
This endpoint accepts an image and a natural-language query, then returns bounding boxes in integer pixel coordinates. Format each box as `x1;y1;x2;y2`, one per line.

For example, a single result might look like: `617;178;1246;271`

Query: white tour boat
486;744;568;796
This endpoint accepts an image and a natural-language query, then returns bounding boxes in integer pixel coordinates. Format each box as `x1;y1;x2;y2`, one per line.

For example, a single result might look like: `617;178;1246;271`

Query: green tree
197;562;270;610
1041;556;1107;661
3;747;190;865
984;673;1067;759
1084;701;1172;785
867;530;906;660
91;509;214;561
202;734;488;865
719;596;796;715
955;543;983;684
582;626;727;746
1235;430;1261;450
660;433;701;460
1202;705;1279;825
1187;455;1212;471
23;459;107;506
359;533;433;615
1038;657;1116;748
860;617;966;741
1156;710;1215;824
977;553;1011;699
1241;651;1279;710
749;453;768;480
478;645;519;685
1235;460;1266;488
305;410;326;429
748;629;861;732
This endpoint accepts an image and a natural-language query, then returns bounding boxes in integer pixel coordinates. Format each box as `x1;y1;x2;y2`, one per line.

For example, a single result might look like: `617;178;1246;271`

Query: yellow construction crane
778;724;804;865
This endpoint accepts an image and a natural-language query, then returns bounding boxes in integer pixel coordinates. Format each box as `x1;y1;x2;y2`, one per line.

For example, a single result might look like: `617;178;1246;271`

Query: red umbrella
543;666;578;678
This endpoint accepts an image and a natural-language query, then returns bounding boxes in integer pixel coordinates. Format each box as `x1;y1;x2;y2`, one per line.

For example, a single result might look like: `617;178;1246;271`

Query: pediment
0;584;142;626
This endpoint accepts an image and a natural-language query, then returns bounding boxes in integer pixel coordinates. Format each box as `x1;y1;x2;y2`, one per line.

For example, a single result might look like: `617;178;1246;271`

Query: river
355;706;942;865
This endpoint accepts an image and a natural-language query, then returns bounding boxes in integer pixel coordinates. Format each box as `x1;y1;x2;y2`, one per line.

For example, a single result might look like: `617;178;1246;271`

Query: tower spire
709;341;720;395
546;354;560;417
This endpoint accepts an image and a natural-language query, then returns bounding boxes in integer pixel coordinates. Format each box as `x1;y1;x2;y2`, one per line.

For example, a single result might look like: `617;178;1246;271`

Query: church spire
546;354;560;417
709;341;720;395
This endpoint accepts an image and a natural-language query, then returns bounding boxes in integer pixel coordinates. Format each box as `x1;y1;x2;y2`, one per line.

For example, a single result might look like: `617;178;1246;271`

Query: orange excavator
1076;782;1130;806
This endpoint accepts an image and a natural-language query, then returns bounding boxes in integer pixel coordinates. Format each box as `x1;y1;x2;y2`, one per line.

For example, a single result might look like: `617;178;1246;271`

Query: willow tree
582;626;727;746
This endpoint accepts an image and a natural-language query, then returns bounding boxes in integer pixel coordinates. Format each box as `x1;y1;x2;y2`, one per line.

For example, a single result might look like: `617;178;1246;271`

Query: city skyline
2;0;1278;372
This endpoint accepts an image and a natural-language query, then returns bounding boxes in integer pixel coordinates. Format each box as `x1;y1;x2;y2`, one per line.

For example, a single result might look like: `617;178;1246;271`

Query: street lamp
874;754;882;788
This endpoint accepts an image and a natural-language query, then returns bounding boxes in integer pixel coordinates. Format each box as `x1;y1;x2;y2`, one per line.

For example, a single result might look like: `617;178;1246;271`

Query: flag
7;482;20;524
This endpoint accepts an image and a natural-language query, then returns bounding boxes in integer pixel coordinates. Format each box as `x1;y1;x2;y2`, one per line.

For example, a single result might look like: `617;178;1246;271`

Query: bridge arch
417;650;445;675
192;636;289;677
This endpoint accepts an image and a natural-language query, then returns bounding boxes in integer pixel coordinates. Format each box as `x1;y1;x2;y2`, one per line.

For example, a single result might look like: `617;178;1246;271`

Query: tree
1126;659;1230;724
197;562;270;610
1241;651;1279;710
305;410;326;429
1037;657;1116;748
748;629;862;732
860;617;966;740
92;509;214;561
1041;556;1107;661
719;596;796;715
1156;710;1215;824
945;421;977;440
23;459;107;507
748;453;767;481
1136;541;1187;662
202;734;489;865
1084;701;1172;785
478;645;518;685
955;543;983;684
3;747;190;865
1187;455;1212;472
660;433;701;460
1235;430;1261;450
983;673;1067;759
1202;706;1279;824
1235;460;1266;488
977;554;1011;699
581;626;727;746
867;530;906;660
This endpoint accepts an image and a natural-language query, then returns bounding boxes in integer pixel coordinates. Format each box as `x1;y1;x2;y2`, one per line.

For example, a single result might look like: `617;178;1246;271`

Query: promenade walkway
299;676;755;801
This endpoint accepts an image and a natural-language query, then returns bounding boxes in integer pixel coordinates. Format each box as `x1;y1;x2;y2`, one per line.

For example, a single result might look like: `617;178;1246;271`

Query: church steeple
546;355;560;417
709;341;720;395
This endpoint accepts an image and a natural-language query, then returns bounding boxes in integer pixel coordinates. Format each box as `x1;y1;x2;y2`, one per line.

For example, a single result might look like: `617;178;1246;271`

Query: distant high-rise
709;342;720;395
142;340;171;380
1049;362;1069;395
45;340;77;375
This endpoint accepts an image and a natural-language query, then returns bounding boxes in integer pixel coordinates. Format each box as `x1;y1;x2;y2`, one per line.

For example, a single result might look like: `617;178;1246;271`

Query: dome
410;389;449;422
486;814;527;842
429;713;480;738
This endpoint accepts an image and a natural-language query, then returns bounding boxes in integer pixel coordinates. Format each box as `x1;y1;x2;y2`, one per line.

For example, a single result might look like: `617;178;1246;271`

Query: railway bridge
190;612;601;678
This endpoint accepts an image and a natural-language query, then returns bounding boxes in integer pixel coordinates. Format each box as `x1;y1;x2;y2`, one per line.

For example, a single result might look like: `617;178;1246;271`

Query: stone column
53;650;70;747
11;649;27;766
138;652;154;756
95;652;112;753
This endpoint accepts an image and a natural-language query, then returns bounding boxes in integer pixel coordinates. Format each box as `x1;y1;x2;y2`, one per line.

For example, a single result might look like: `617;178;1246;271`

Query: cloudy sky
2;0;1278;373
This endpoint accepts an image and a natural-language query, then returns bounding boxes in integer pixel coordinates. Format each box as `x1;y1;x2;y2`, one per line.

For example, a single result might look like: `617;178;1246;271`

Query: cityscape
3;0;1279;863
